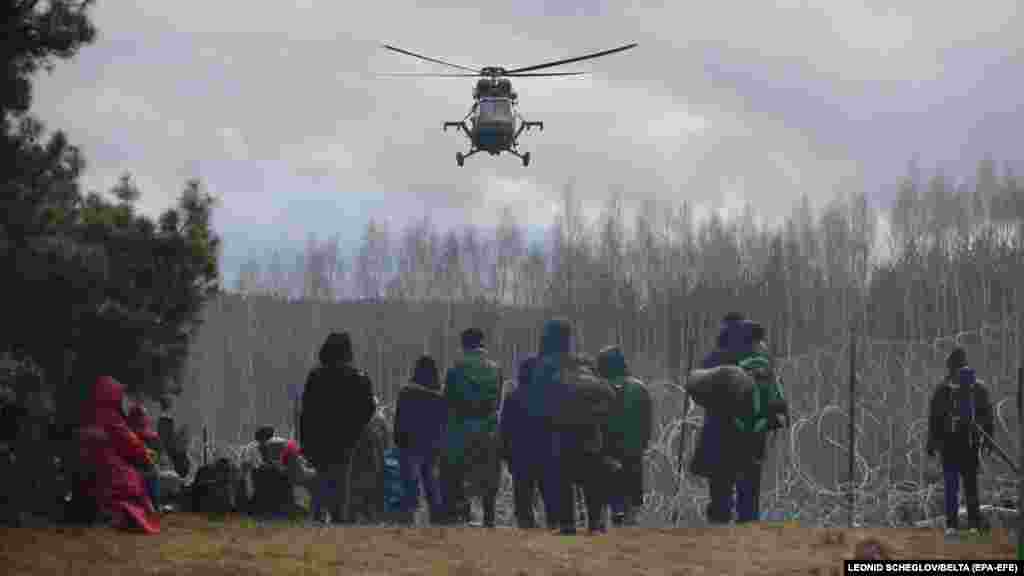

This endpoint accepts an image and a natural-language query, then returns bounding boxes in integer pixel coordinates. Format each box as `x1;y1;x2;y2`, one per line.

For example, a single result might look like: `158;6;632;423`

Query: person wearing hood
690;312;752;524
927;348;994;534
598;345;652;526
530;318;609;534
300;331;376;524
77;375;160;534
501;354;558;528
442;328;504;527
393;355;447;524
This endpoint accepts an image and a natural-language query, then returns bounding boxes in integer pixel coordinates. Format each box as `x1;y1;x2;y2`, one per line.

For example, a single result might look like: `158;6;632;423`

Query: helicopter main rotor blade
504;71;590;77
504;43;637;74
374;73;481;77
380;44;479;73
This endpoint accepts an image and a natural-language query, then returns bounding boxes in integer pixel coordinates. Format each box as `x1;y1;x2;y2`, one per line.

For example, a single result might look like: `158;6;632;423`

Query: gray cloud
28;0;1023;265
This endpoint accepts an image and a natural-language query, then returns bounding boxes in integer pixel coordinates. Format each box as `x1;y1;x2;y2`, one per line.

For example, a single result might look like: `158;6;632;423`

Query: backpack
733;355;787;434
551;358;616;428
944;367;980;447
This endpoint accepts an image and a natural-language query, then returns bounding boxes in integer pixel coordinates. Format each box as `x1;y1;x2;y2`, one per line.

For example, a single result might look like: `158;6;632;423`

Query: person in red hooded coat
77;375;160;534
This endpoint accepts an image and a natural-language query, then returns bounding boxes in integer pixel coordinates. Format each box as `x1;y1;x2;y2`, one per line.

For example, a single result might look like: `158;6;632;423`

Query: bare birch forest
179;157;1024;525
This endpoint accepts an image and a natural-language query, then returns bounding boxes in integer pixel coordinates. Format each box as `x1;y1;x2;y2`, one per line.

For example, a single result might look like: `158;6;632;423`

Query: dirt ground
0;514;1017;576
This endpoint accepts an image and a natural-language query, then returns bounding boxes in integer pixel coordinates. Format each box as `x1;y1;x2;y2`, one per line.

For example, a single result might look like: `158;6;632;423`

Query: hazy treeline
234;156;1024;354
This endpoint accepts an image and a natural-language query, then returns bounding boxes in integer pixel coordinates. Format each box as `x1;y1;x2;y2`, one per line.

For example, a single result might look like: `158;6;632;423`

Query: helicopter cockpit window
478;99;513;121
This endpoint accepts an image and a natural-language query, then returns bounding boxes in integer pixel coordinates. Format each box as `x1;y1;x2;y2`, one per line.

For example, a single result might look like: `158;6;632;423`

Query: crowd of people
7;310;999;536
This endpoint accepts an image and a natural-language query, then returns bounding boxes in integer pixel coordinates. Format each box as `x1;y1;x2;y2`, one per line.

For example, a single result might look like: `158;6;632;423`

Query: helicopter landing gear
455;149;479;166
507;147;531;167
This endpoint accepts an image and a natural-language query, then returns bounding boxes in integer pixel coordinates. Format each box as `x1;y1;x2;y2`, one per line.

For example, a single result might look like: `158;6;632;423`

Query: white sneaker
945;527;958;536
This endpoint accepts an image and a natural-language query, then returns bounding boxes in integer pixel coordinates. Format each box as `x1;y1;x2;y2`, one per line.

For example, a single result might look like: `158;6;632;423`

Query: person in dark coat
300;332;376;524
691;312;752;524
556;352;611;534
393;355;447;524
530;319;608;535
501;355;558;528
926;348;994;533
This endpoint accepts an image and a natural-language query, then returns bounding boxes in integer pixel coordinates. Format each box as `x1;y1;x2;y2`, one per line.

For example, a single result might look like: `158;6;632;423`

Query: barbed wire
645;313;1024;527
179;305;1024;528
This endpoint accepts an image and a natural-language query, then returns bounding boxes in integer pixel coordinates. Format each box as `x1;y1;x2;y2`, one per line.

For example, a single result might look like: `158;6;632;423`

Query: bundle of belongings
237;426;317;519
189;455;240;516
685;362;788;431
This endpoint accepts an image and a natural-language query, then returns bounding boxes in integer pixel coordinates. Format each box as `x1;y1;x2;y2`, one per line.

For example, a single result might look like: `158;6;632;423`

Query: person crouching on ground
244;426;316;518
78;375;160;534
926;347;994;534
393;355;447;525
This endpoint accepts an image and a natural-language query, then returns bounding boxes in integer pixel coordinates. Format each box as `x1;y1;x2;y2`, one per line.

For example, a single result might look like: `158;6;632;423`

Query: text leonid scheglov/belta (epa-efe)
843;560;1020;573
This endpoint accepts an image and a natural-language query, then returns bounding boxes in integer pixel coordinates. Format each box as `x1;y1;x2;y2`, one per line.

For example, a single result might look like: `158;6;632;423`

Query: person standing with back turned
598;345;652;526
732;321;788;523
443;327;504;527
393;355;447;525
300;331;376;524
927;347;994;535
691;312;751;524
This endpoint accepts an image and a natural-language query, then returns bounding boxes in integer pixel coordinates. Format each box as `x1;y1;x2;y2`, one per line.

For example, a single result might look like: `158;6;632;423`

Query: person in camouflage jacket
442;328;504;527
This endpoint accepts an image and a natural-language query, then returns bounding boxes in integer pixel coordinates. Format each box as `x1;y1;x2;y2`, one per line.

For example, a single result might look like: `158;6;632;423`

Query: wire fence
175;294;1024;527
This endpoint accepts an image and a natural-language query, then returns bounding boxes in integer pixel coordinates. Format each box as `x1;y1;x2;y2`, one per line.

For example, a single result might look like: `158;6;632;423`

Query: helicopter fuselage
472;97;516;154
443;90;543;166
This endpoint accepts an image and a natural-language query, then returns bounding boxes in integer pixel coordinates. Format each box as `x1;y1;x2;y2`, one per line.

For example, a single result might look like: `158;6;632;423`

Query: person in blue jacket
500;355;557;528
690;312;753;524
393;355;447;524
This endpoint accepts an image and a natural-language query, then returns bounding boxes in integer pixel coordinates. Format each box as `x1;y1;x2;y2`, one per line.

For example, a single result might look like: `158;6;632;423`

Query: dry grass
1;514;1016;575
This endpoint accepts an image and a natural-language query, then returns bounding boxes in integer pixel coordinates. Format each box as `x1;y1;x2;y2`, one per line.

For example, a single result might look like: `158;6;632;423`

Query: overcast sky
29;0;1023;279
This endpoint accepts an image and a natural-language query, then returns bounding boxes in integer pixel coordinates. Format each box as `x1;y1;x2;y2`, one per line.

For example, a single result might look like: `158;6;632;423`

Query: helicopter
378;42;637;167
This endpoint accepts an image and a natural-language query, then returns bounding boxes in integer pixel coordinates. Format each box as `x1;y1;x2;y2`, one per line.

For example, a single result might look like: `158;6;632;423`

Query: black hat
411;355;440;390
